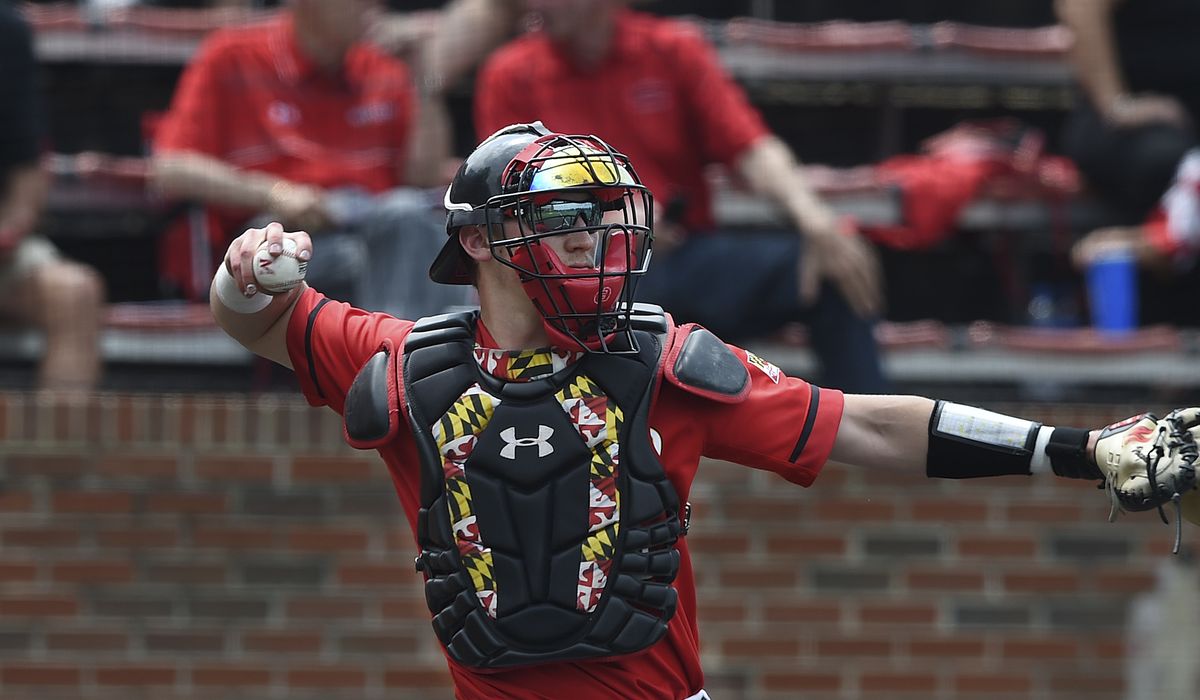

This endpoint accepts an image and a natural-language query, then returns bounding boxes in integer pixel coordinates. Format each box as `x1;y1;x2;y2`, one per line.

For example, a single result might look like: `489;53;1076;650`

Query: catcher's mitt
1095;408;1200;552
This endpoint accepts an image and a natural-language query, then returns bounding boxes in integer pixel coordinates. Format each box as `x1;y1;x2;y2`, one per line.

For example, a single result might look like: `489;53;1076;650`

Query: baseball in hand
253;238;307;294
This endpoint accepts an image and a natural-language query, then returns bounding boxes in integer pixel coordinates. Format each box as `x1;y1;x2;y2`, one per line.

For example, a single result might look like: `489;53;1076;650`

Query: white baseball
253;238;307;294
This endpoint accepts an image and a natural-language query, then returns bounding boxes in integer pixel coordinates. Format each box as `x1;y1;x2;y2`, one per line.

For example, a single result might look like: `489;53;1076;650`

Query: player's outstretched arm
210;222;311;369
831;395;1200;546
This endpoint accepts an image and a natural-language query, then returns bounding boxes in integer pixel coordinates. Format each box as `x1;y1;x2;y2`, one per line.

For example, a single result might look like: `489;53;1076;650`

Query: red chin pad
508;236;631;350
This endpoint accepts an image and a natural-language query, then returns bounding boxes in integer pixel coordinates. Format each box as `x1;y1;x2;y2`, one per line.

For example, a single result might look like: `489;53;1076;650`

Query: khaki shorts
0;235;59;296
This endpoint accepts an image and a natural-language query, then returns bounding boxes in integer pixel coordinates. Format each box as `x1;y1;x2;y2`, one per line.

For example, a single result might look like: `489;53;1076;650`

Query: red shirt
474;10;770;234
285;289;843;700
154;14;414;295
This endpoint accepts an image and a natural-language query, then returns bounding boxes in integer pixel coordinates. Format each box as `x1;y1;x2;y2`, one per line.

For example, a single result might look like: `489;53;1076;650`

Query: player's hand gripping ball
253;238;307;294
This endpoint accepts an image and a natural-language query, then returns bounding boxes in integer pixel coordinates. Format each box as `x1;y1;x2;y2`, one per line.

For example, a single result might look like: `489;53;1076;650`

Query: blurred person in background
474;0;889;393
151;0;470;318
0;0;104;395
1058;0;1200;326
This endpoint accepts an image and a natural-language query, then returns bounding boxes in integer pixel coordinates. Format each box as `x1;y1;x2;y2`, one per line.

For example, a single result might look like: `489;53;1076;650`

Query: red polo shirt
154;14;414;295
475;9;770;234
285;288;844;700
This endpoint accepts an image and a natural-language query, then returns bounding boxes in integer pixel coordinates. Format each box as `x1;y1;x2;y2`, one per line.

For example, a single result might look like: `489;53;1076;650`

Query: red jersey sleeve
670;26;770;168
154;33;232;156
700;346;844;487
285;288;414;414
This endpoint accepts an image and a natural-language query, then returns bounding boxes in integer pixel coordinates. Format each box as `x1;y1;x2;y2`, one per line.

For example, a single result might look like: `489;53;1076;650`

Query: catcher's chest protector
403;309;683;669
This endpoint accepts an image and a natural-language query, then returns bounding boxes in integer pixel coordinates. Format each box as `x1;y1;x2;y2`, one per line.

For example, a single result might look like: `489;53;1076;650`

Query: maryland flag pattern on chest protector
403;310;682;670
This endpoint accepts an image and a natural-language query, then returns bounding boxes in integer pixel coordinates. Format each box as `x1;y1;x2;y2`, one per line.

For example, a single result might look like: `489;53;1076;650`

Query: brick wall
0;392;1186;699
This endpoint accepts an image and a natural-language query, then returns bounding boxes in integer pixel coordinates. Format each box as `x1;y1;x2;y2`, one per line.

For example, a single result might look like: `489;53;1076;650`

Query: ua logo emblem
500;426;555;460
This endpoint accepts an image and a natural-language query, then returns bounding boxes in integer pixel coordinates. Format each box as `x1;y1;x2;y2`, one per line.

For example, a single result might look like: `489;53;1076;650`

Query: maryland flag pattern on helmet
555;374;623;613
432;384;501;618
526;143;637;193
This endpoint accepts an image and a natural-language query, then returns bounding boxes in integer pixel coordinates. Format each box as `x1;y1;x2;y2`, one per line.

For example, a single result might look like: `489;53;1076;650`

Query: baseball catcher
211;121;1200;699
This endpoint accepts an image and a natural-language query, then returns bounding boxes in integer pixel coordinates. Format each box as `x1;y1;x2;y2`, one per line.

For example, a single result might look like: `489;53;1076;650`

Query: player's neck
292;18;348;75
476;282;551;351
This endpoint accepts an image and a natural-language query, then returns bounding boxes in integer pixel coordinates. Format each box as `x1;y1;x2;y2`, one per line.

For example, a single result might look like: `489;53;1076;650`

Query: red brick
688;532;752;556
46;631;129;651
1049;672;1124;693
192;666;272;686
52;491;134;514
909;500;990;522
0;491;34;511
242;631;323;654
908;636;986;658
3;527;81;547
338;563;413;585
761;600;842;624
858;603;937;625
291;456;375;482
860;673;937;693
724;496;805;521
193;527;276;549
195;456;274;481
0;562;38;582
1090;636;1125;659
1092;570;1154;593
764;533;846;556
285;597;365;619
696;598;748;623
96;455;178;479
51;561;134;584
954;674;1032;694
1006;502;1083;522
762;672;841;692
720;636;802;659
2;664;82;685
380;596;429;620
1003;570;1082;593
5;454;89;478
0;596;79;616
815;637;892;656
813;499;896;521
285;527;370;552
287;666;367;688
95;529;179;548
145;493;227;514
1002;637;1080;659
94;666;176;686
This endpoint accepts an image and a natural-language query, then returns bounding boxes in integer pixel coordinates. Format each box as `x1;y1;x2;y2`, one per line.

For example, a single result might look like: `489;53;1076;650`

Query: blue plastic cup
1086;251;1138;333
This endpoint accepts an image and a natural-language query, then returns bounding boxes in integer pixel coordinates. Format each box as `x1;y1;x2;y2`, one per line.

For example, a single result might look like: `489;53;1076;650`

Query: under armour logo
499;426;555;460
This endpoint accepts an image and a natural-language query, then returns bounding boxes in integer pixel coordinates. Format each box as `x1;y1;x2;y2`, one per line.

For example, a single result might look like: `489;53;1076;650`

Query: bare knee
30;262;107;330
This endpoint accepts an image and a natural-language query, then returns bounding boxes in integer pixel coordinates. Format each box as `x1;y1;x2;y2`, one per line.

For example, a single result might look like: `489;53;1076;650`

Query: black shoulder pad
344;349;398;448
667;328;749;403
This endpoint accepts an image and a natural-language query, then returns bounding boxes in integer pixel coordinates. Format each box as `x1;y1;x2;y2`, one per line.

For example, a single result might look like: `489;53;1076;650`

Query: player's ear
459;225;491;263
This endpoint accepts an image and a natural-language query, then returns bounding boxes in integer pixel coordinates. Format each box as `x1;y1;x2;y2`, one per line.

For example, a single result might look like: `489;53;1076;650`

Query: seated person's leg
636;230;888;393
0;237;104;394
356;189;476;319
1064;104;1196;221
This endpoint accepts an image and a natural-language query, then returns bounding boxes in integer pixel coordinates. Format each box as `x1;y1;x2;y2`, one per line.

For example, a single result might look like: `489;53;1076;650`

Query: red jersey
285;289;843;700
474;10;770;234
154;14;414;296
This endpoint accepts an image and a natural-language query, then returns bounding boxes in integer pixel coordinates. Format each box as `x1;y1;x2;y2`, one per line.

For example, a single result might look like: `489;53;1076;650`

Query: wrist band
1045;427;1101;480
215;264;272;314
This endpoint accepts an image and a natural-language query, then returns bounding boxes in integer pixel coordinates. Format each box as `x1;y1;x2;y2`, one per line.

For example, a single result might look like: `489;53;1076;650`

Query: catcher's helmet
433;122;654;352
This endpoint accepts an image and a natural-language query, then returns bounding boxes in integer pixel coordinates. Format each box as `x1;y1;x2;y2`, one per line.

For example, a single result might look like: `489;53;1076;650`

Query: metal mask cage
483;134;655;352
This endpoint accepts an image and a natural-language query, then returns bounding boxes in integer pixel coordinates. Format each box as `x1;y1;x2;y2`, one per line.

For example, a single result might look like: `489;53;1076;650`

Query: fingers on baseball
264;221;286;256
